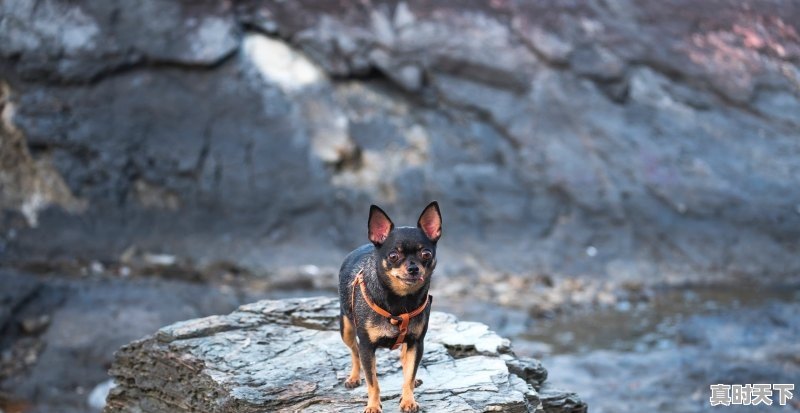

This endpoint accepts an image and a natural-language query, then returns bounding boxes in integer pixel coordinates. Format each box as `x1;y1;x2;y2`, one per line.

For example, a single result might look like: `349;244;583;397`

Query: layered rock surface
103;297;585;413
1;0;799;284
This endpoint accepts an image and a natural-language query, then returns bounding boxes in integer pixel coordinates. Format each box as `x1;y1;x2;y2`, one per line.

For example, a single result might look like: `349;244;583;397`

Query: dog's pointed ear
368;205;394;247
417;201;442;242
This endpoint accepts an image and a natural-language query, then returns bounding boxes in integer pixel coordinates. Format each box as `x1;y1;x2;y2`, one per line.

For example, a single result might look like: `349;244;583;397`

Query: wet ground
443;286;800;413
1;268;798;413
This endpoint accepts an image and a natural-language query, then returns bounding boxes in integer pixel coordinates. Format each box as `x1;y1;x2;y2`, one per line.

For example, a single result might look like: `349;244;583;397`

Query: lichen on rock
0;82;86;227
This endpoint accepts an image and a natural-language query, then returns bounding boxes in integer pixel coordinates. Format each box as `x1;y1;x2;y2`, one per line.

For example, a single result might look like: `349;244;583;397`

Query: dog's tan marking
364;318;394;343
341;316;361;388
408;317;425;337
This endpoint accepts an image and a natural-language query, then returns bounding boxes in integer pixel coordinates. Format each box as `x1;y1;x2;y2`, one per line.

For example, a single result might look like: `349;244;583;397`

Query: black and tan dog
338;202;442;413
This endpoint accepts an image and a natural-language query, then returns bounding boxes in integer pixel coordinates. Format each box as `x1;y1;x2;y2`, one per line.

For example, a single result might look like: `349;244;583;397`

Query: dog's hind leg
340;315;362;388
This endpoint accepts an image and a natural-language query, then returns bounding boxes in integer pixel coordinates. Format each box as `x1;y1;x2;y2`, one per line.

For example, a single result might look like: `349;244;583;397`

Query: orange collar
351;271;430;350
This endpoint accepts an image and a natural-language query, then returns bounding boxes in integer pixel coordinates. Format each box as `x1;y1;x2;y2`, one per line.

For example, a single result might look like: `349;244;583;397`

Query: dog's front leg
358;340;382;413
399;341;423;412
340;315;362;388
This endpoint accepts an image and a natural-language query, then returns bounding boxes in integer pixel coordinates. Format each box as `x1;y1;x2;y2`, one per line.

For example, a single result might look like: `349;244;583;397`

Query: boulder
103;297;586;413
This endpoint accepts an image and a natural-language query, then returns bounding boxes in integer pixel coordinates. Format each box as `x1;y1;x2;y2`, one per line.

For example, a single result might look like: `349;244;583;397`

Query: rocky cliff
1;0;799;283
103;297;586;413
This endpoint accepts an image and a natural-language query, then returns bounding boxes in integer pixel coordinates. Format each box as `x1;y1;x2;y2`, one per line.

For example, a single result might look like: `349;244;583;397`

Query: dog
338;202;442;413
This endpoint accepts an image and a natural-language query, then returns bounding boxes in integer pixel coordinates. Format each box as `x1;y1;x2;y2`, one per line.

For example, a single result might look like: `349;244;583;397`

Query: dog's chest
365;318;398;341
363;315;425;344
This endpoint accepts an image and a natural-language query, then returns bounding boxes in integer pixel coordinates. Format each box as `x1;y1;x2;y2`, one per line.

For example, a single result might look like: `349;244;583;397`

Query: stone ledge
104;297;586;413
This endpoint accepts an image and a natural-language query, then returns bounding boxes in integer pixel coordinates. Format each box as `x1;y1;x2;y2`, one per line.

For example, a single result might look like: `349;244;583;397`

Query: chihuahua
338;202;442;413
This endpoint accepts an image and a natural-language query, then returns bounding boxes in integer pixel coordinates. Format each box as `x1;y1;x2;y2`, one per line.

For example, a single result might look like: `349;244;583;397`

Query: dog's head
368;202;442;295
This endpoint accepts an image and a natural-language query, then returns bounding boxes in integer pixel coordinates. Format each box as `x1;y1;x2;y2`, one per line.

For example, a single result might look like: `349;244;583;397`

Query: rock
88;379;116;412
569;45;626;81
0;0;239;82
506;357;548;389
19;314;51;335
0;272;40;332
2;0;800;292
512;20;573;65
0;337;44;380
0;270;248;413
536;385;586;413
0;82;86;227
103;297;586;413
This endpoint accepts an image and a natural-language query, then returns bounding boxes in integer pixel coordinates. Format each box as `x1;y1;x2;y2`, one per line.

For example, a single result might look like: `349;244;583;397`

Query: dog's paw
344;377;362;389
399;398;420;413
364;405;382;413
414;378;423;388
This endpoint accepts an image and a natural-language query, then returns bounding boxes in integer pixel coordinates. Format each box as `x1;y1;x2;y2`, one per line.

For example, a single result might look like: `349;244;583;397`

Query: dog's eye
388;252;400;262
420;249;432;260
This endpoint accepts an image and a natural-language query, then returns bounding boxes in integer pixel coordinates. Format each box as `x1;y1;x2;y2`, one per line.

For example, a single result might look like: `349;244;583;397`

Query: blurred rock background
1;1;799;412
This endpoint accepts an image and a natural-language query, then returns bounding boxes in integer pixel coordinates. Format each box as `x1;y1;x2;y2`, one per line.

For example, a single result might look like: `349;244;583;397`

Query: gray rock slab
104;297;586;413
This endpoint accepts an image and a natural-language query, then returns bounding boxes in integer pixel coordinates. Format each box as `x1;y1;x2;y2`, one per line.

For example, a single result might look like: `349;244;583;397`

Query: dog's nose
408;264;419;275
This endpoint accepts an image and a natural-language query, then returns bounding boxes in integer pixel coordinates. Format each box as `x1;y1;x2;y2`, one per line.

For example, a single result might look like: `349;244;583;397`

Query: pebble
20;314;51;334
